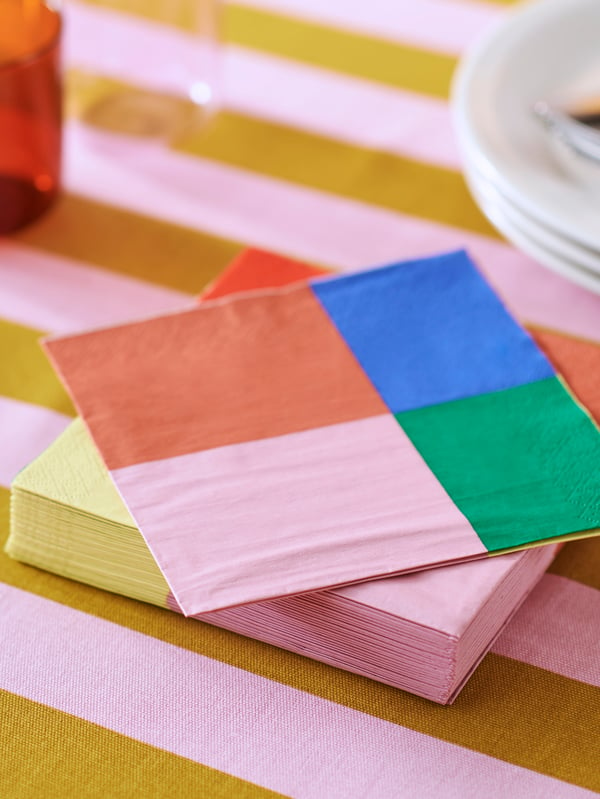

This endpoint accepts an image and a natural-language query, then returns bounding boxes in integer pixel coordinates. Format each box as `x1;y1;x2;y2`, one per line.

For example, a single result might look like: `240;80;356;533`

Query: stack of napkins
8;249;600;703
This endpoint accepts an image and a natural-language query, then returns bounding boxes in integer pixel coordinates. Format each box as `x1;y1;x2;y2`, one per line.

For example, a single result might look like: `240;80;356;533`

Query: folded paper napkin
44;250;600;616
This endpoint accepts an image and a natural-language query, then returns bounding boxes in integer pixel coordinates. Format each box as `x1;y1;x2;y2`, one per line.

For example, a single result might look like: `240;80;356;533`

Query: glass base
0;174;57;234
80;88;209;141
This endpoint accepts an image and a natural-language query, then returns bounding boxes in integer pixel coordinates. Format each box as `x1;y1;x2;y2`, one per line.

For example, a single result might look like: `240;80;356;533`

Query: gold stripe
548;538;600;591
224;5;456;99
14;192;241;295
63;71;497;242
77;0;200;31
1;488;598;792
176;111;497;239
75;1;456;98
0;321;75;416
0;690;286;799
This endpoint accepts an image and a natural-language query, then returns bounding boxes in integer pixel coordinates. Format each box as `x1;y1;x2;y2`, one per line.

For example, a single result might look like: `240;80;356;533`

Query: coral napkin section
44;250;600;615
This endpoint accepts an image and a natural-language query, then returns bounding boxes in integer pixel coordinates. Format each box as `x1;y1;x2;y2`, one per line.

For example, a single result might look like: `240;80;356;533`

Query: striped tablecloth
1;1;599;796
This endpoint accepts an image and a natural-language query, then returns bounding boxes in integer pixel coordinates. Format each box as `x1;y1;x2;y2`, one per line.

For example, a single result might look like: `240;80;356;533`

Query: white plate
453;0;600;253
466;157;600;274
465;165;600;295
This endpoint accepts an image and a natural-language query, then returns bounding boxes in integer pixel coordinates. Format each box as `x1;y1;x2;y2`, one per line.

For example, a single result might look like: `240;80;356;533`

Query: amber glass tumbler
0;1;62;233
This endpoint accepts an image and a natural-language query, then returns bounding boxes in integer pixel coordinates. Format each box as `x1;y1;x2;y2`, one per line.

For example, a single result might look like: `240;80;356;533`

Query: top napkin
44;250;600;615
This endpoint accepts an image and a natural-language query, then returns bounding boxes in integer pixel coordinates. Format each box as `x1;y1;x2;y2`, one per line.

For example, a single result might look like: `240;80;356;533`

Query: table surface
1;0;599;797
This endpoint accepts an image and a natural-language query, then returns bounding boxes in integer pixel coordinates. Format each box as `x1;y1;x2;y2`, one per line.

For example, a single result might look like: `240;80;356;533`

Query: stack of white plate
452;0;600;294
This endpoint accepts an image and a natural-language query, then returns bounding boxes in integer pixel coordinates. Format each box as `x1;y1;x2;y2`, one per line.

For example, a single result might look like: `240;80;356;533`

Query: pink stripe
112;415;483;615
64;2;459;169
0;397;70;487
232;0;503;55
63;124;600;343
0;241;191;334
224;48;459;169
493;573;600;688
64;2;213;101
0;583;595;799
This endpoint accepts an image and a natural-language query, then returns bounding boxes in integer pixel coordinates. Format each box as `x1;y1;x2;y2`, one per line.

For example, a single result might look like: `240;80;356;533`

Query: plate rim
452;0;600;252
465;159;600;275
465;165;600;295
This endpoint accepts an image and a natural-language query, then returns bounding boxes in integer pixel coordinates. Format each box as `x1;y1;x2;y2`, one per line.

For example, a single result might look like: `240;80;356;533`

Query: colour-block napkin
44;250;600;615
